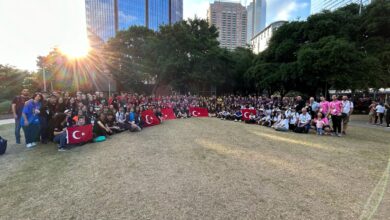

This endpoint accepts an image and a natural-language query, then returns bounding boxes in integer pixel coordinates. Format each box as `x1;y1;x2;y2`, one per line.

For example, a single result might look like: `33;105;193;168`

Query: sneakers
31;142;37;147
26;143;33;148
58;148;67;152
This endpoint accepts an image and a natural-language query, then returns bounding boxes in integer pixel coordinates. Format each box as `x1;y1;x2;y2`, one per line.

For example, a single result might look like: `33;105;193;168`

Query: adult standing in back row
329;95;343;137
11;89;29;144
341;96;354;135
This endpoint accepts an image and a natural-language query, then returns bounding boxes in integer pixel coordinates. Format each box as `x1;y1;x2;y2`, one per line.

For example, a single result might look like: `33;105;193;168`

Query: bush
0;100;11;114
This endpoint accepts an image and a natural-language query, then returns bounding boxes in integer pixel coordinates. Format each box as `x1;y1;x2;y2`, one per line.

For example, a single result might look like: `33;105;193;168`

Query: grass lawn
0;117;389;219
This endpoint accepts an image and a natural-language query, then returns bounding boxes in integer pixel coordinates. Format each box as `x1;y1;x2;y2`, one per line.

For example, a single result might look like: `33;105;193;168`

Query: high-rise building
246;0;266;43
246;2;254;43
311;0;371;14
207;1;247;50
85;0;183;42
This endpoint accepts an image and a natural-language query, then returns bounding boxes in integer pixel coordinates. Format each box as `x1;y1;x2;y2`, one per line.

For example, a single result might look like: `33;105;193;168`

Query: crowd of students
11;89;389;151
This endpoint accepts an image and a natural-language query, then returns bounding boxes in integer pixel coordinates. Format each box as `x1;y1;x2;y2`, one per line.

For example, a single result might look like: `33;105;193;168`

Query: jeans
317;128;323;135
275;127;289;132
39;116;48;142
15;118;22;143
53;132;67;148
22;123;40;144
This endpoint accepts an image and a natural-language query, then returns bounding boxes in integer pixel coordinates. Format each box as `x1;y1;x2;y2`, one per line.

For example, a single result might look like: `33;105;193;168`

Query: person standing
309;97;320;119
21;93;43;148
375;102;385;125
295;96;305;114
385;102;390;128
341;96;354;135
368;101;377;124
329;95;343;137
11;89;29;144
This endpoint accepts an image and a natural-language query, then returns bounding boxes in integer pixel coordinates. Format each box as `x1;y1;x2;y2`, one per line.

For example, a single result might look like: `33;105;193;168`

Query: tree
0;65;30;101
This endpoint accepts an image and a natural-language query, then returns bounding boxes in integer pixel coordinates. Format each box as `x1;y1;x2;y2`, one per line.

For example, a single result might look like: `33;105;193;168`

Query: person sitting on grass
93;113;112;137
245;112;257;124
51;113;68;152
176;107;188;119
128;107;142;132
106;113;123;134
115;107;127;130
295;108;311;133
273;114;289;132
155;107;164;123
234;109;242;122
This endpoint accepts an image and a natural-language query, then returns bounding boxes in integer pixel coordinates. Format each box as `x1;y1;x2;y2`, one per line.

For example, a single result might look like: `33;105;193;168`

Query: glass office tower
86;0;183;42
311;0;371;15
85;0;116;42
117;0;146;31
148;0;170;30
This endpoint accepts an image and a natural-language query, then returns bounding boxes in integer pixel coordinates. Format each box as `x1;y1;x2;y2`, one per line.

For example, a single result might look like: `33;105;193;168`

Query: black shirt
12;95;28;118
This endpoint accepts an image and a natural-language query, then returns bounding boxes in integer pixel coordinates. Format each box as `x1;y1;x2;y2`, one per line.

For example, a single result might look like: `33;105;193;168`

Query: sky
0;0;310;72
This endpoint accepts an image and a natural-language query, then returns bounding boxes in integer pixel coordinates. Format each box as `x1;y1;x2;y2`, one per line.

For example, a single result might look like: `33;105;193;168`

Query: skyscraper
207;1;247;50
311;0;371;14
246;2;254;43
246;0;266;43
85;0;183;42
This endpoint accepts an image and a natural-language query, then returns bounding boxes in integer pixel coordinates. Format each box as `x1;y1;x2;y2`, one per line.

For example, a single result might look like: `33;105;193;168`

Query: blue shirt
20;100;41;126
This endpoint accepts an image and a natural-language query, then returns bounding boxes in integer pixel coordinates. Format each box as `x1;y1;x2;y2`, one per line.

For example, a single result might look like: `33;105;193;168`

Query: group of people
368;101;390;127
214;95;358;136
11;89;389;151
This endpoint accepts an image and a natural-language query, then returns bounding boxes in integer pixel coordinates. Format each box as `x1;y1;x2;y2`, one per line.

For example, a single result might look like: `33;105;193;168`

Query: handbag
0;136;7;155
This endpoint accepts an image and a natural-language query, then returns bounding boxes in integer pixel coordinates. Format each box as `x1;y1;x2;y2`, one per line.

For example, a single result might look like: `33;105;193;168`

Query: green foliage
0;100;11;114
249;0;390;96
105;18;256;95
0;65;30;101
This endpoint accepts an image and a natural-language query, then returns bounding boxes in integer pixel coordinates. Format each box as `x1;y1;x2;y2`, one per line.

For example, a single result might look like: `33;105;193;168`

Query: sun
59;40;91;59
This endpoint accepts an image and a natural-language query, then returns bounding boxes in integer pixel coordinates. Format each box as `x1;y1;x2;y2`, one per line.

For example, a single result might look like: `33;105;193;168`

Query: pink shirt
316;120;325;128
329;100;342;116
320;101;329;115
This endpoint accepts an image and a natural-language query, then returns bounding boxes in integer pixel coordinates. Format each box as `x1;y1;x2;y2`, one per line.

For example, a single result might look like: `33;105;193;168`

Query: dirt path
0;118;389;219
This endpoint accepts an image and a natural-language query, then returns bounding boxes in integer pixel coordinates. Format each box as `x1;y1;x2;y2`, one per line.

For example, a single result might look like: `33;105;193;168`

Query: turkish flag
161;108;176;120
66;124;93;144
241;109;257;121
141;110;160;127
189;107;209;117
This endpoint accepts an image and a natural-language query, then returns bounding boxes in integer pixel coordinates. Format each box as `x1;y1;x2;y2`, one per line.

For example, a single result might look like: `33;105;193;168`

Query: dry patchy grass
0;117;389;219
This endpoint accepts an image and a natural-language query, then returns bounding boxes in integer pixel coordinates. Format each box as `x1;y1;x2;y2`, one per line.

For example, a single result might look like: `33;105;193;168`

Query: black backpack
0;136;7;155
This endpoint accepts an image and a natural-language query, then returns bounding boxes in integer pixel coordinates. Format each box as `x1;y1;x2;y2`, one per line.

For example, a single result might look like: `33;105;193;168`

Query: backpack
0;136;7;155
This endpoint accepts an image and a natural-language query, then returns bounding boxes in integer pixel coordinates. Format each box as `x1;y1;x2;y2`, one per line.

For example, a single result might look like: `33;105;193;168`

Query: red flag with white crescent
161;108;176;120
241;109;257;121
141;110;161;127
66;124;93;144
189;107;209;117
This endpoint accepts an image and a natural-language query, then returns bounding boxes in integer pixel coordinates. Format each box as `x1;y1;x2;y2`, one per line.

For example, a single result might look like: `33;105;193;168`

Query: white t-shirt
280;119;289;129
299;113;311;124
342;100;354;114
289;112;299;124
376;105;385;113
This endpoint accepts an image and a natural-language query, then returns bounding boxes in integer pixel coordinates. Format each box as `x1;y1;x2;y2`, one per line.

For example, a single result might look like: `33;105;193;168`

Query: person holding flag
50;113;68;152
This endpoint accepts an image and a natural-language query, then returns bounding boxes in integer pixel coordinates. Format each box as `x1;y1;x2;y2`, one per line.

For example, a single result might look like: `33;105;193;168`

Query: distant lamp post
42;67;47;92
104;69;111;97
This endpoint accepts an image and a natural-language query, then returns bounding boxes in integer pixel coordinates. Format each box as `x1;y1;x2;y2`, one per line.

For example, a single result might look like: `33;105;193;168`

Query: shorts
342;113;350;123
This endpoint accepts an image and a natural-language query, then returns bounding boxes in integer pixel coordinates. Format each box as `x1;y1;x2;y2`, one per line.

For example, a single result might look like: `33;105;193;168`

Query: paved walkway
0;119;14;126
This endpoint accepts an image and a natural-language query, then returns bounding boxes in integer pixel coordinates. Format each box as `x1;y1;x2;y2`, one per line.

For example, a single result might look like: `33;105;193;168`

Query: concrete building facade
208;1;247;50
251;20;286;54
